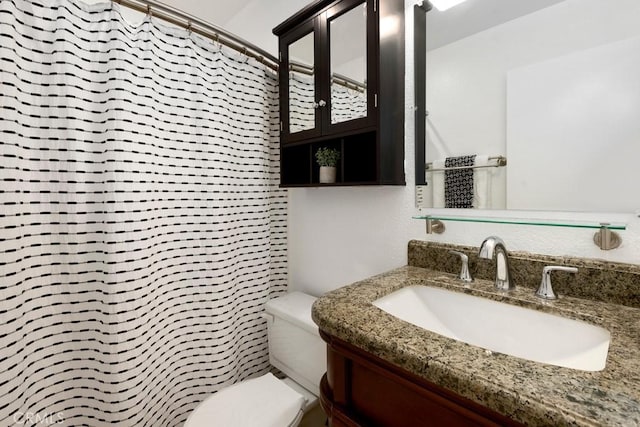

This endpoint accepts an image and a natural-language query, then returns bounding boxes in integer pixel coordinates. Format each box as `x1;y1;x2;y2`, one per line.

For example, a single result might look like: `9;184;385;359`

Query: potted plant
315;147;340;183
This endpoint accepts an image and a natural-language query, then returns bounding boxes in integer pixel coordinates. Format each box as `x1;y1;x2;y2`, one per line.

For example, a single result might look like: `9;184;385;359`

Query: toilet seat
184;373;306;427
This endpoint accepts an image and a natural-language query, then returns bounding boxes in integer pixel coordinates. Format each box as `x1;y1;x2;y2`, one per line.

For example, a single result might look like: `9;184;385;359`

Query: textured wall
87;0;640;294
288;1;640;297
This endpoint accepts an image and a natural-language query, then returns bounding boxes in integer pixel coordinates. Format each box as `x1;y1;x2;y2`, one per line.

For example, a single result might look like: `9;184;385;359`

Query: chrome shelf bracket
425;218;445;234
594;224;622;250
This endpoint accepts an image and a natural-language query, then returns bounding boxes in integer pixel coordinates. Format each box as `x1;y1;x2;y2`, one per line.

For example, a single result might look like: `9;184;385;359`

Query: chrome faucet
535;265;578;300
478;236;514;291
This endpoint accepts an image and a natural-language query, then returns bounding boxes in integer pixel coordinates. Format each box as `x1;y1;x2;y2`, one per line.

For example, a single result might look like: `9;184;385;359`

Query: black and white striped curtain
288;73;367;133
0;0;286;425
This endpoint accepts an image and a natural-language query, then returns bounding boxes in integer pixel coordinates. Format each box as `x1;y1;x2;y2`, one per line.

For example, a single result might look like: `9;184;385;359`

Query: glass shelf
413;215;627;230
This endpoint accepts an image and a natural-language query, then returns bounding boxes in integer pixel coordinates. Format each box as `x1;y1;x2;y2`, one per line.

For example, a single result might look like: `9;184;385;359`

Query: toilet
184;292;326;427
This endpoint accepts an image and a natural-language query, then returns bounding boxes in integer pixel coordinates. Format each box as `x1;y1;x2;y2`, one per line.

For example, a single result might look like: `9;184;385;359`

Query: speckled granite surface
409;240;640;308
312;248;640;426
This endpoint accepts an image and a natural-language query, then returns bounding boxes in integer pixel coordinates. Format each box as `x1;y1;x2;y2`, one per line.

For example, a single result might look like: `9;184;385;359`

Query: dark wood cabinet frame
273;0;405;187
320;330;525;427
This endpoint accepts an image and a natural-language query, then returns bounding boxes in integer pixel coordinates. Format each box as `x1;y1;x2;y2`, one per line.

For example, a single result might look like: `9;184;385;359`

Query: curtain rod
112;0;279;71
112;0;368;93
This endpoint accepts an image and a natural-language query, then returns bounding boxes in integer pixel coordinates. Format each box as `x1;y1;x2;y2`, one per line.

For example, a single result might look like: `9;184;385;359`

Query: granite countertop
312;266;640;426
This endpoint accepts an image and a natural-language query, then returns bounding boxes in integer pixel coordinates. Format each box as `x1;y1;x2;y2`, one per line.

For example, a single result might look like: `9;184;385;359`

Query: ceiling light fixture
429;0;469;12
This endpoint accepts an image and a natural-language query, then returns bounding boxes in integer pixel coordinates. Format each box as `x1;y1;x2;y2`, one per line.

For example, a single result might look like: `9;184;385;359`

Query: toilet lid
184;373;306;427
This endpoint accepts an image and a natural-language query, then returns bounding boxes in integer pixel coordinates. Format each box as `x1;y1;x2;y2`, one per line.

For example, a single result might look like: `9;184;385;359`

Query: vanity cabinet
319;330;524;427
273;0;405;187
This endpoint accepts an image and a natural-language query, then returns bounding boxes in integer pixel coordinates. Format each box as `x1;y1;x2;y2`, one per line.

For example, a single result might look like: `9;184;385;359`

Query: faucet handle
449;251;473;283
535;265;578;300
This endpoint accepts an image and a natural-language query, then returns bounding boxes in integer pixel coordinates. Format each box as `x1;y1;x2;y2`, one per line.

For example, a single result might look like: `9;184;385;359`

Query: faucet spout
478;236;515;291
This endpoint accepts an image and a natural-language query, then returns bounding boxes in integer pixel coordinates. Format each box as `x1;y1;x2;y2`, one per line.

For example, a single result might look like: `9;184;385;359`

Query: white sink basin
373;285;610;371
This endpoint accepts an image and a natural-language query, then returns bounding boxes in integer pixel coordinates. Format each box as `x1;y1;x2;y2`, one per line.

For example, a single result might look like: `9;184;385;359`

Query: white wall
174;0;640;292
85;0;640;295
507;35;640;212
287;0;638;297
426;0;640;212
416;0;640;270
222;0;312;55
94;0;426;296
287;1;425;296
420;208;640;264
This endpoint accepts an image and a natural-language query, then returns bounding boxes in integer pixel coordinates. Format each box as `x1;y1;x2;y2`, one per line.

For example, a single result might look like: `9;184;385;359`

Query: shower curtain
0;0;286;425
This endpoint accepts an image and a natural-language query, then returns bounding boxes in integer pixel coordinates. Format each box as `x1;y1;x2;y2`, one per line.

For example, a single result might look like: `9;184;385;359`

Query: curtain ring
146;5;152;17
186;20;192;35
212;33;222;52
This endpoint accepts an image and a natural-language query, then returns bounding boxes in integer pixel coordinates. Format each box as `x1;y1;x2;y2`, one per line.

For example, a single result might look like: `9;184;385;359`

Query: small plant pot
319;166;337;183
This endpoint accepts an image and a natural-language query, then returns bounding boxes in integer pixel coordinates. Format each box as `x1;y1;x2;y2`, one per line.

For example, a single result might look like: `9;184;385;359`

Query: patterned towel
445;155;476;208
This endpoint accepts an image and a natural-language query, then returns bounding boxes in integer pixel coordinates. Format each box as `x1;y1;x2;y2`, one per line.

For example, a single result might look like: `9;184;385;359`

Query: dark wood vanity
319;330;523;427
273;0;405;187
312;242;640;426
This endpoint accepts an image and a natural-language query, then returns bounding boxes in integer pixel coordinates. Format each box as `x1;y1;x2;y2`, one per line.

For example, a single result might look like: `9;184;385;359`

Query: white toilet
184;292;326;427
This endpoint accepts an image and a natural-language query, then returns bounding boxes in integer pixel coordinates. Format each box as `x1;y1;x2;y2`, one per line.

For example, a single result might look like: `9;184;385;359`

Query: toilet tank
264;292;326;396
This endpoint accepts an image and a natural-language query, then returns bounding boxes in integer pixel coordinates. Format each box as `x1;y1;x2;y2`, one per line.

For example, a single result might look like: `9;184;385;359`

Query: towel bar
426;155;506;172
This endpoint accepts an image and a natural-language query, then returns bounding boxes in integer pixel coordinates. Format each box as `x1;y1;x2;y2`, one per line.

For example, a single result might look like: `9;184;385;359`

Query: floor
300;403;327;427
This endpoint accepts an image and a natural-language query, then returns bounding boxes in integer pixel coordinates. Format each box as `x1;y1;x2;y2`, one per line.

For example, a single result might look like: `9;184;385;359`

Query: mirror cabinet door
288;30;317;135
328;1;368;126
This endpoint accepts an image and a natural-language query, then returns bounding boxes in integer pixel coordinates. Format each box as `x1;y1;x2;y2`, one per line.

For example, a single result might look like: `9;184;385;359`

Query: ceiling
112;0;569;58
155;0;249;29
426;0;566;51
160;0;568;56
158;0;311;56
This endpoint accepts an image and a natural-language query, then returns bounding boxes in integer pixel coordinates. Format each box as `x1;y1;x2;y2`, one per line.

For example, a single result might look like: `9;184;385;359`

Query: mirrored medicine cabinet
274;0;405;187
414;0;640;229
